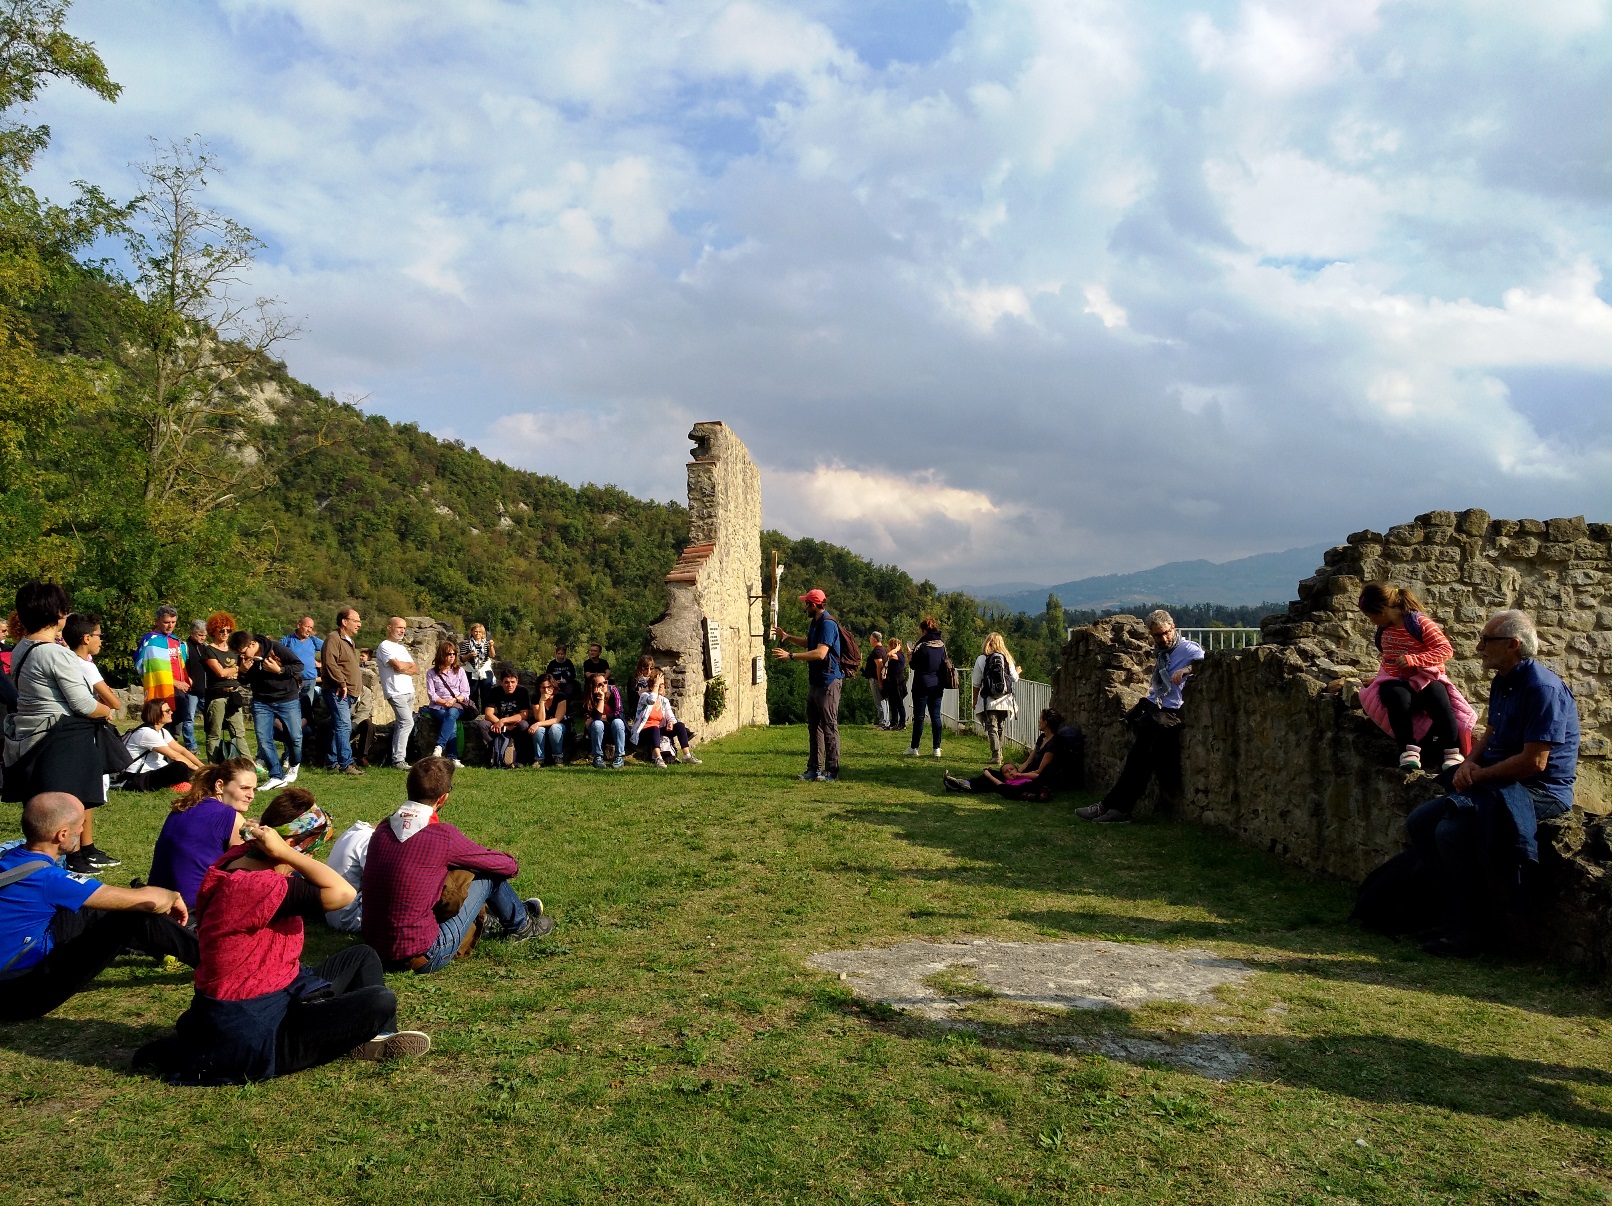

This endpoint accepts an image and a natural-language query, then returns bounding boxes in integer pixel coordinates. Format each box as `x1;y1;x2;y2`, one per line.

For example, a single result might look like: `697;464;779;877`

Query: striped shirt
1374;611;1453;676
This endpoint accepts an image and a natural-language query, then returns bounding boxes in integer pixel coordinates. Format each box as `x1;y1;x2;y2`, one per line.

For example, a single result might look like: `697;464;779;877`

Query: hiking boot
347;1031;432;1061
798;770;822;781
1074;804;1104;821
1091;809;1132;824
508;899;555;943
80;845;121;869
819;772;838;782
342;765;366;776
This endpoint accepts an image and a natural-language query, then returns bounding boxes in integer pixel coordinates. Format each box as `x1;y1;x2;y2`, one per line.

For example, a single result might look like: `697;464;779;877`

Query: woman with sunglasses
119;698;204;793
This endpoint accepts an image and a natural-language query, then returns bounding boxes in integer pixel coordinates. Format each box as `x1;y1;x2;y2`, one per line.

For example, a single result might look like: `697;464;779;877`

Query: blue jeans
911;690;943;751
324;687;354;770
174;690;199;752
587;717;626;761
426;705;462;752
535;723;565;764
422;875;526;973
252;698;304;778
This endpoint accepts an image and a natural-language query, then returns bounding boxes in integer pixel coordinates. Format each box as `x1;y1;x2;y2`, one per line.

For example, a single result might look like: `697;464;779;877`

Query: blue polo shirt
282;634;324;684
806;613;843;689
0;843;98;974
1484;658;1579;808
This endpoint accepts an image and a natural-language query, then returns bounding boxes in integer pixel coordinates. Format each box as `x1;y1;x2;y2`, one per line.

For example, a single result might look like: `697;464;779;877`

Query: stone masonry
1052;513;1612;970
645;422;769;743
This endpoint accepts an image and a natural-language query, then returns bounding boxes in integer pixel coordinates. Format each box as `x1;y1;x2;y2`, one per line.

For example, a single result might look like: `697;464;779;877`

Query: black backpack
980;652;1009;700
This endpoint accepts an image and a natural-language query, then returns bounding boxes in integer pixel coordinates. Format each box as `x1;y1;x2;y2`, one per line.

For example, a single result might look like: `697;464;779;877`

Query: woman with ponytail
148;758;258;911
1357;582;1476;772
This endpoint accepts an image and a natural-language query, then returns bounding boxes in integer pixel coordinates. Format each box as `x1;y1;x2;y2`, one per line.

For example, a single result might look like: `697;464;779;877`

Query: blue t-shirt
0;843;98;973
806;614;843;689
1484;658;1580;808
282;634;324;683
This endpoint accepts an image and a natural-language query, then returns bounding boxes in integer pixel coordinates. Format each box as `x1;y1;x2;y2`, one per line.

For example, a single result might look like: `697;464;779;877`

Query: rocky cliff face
1052;513;1612;970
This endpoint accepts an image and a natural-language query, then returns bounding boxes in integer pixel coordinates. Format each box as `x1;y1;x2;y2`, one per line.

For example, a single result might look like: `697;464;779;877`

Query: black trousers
965;771;1045;801
0;908;199;1023
887;690;908;730
1379;678;1458;754
120;763;193;792
1102;712;1182;814
275;946;399;1075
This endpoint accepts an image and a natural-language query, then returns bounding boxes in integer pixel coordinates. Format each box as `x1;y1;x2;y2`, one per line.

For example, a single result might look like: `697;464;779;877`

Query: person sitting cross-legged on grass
134;788;429;1084
630;668;699;767
361;757;553;974
944;708;1067;801
0;792;198;1024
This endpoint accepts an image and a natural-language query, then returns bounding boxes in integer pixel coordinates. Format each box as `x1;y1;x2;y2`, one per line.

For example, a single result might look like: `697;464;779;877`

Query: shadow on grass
0;1016;167;1071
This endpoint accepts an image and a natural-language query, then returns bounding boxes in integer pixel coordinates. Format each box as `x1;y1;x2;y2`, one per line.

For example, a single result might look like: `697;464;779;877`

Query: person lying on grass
135;787;429;1084
361;756;553;974
0;792;197;1024
942;708;1065;801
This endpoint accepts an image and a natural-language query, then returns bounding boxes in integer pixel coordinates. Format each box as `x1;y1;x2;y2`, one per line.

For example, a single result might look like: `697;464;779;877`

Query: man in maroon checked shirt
361;757;554;972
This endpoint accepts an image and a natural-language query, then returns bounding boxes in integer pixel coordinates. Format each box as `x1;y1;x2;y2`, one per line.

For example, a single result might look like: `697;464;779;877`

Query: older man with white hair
1406;609;1580;958
0;793;197;1021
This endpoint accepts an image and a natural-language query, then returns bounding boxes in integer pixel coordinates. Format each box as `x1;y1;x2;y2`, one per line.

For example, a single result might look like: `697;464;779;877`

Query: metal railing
1178;627;1261;650
906;668;1052;749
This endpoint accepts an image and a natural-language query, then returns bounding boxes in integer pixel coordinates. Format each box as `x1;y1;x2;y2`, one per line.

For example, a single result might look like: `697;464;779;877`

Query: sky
30;0;1612;588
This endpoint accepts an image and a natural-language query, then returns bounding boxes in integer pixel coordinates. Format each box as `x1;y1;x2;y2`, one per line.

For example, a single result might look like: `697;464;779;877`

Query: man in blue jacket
773;588;843;782
1407;609;1578;957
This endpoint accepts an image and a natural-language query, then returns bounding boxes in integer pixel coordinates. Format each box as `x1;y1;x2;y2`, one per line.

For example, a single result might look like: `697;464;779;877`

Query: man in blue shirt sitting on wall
0;793;198;1022
1407;609;1579;958
1077;609;1204;824
773;588;843;782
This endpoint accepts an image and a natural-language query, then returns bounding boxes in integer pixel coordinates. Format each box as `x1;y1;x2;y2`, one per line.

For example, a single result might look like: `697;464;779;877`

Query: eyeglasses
1476;634;1516;647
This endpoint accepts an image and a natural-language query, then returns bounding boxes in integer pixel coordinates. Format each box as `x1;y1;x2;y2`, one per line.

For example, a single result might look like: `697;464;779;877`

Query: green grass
4;724;1612;1204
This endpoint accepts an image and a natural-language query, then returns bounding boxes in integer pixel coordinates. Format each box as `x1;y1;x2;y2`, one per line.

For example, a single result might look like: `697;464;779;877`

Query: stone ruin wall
1052;512;1612;967
646;422;769;744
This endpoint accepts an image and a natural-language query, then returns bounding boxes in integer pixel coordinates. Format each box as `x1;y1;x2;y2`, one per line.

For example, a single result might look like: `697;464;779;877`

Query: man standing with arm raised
773;588;843;783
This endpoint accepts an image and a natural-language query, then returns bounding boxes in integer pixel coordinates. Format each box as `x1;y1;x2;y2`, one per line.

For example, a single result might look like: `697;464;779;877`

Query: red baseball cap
799;589;827;606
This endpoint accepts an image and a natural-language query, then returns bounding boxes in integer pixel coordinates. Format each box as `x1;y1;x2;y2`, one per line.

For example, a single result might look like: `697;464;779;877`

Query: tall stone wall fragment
645;422;769;743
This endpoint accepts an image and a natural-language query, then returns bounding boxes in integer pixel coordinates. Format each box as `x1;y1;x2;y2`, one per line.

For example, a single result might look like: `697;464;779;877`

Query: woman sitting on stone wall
1357;582;1476;772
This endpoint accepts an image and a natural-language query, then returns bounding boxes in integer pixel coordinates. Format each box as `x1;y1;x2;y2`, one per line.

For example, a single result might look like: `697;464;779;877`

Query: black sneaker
81;845;121;869
65;851;96;876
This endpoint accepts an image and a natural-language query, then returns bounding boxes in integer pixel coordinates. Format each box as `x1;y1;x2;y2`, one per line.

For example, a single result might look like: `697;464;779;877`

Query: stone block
1385;523;1424;545
1347;529;1384;545
1489;519;1519;537
1541;542;1577;562
1589;523;1612;543
1548;516;1589;542
1458;508;1491;536
1322;545;1355;568
1519;518;1547;535
1416;509;1457;528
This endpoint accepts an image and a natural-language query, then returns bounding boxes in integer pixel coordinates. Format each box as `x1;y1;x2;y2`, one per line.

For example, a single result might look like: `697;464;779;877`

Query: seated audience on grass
475;668;532;768
324;819;374;932
531;674;569;767
200;612;249;760
945;709;1077;801
631;669;699;767
376;617;418;770
424;641;471;765
3;583;119;874
1357;582;1476;773
582;643;609;683
972;632;1020;768
884;638;909;731
459;623;496;712
119;698;204;793
230;630;305;788
135;789;430;1083
1406;610;1580;958
149;758;258;911
361;757;553;973
584;672;626;769
1076;610;1204;825
0;792;197;1023
65;612;123;715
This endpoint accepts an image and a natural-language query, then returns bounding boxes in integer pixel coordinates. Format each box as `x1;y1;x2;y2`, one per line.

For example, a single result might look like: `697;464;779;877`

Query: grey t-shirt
5;638;100;761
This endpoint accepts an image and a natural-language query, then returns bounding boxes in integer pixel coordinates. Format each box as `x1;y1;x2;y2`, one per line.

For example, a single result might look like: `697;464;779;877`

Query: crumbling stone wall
646;423;769;743
1052;513;1612;967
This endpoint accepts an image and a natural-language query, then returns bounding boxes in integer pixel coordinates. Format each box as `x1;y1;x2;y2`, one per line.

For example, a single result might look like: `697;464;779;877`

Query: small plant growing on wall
704;674;727;722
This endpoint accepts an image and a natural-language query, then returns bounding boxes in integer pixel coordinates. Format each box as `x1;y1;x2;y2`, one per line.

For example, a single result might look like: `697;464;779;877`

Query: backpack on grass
491;731;516;769
211;734;248;764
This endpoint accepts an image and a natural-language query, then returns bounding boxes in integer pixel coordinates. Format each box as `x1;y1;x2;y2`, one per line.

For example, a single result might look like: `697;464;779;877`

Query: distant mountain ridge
974;543;1332;614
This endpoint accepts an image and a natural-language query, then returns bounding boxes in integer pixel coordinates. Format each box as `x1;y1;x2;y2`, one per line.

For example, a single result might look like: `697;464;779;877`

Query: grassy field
3;723;1612;1204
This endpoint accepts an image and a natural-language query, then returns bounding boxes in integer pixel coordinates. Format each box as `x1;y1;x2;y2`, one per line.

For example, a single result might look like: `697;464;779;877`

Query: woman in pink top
1356;582;1475;772
424;640;471;765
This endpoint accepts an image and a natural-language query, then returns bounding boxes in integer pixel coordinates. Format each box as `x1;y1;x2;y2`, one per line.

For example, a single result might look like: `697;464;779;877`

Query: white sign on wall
752;654;765;685
704;617;723;678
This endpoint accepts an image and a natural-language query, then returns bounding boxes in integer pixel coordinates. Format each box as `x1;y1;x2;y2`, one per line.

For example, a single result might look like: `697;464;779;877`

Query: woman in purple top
424;641;471;766
149;758;258;910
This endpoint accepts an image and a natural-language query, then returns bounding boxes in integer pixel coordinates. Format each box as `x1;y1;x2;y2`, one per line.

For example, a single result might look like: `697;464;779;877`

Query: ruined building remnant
646;422;769;743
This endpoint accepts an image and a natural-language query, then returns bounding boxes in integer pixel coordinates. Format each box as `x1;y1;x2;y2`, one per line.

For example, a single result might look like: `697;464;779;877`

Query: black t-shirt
545;659;577;698
487;686;531;720
883;651;906;696
581;657;609;681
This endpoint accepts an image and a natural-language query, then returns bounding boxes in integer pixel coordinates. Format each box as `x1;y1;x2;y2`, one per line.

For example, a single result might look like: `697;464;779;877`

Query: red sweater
361;819;518;961
194;851;302;1001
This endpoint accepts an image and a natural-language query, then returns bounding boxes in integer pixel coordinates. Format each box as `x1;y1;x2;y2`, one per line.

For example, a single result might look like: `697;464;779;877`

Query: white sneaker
262;776;287;790
681;752;702;765
932;747;943;758
432;745;443;758
347;1031;432;1061
903;747;919;757
284;764;300;784
452;758;464;768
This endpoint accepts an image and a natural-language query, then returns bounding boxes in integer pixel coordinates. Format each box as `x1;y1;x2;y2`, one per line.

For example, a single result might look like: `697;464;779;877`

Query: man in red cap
773;588;843;781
